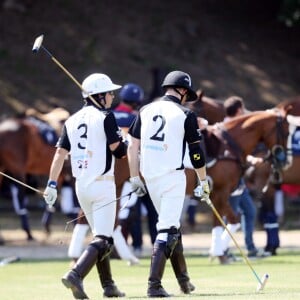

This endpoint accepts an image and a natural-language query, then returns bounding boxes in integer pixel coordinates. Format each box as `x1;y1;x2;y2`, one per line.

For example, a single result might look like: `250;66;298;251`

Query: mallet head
256;273;269;292
32;34;44;53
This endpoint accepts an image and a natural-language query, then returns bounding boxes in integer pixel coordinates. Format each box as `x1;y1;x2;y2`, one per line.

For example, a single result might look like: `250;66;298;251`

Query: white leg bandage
68;223;89;259
112;225;140;265
61;186;77;214
221;223;241;252
274;189;284;217
210;226;224;256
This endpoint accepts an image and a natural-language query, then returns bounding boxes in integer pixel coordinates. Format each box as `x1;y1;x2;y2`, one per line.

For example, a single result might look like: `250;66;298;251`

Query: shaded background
0;0;299;115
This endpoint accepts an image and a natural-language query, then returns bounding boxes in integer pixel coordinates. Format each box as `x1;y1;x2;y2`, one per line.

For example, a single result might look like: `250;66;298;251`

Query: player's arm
104;112;127;158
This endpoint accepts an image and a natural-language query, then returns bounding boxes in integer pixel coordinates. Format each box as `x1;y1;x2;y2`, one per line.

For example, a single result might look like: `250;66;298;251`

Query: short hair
224;96;244;117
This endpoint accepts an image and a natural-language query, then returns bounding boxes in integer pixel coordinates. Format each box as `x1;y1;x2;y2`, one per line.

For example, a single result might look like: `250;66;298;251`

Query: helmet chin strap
94;94;107;109
174;88;186;102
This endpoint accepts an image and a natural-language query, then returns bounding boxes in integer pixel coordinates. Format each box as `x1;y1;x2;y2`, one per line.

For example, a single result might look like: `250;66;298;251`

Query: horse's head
185;90;225;124
184;89;204;117
227;109;290;184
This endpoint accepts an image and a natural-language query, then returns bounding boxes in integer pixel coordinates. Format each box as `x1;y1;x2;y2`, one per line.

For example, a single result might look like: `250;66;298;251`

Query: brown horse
185;90;226;125
0;115;130;241
201;108;289;261
0;117;58;240
244;97;300;254
184;91;226;205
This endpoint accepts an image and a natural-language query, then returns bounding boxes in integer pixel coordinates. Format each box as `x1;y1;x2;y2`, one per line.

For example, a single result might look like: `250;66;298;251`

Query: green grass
0;251;300;300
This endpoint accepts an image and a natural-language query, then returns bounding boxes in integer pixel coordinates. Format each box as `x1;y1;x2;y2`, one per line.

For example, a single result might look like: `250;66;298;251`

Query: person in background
127;70;210;297
43;73;126;299
113;83;144;128
114;83;158;258
222;96;264;258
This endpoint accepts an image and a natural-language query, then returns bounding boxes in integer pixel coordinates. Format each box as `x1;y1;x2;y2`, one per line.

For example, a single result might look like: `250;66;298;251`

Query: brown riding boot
170;237;195;294
147;242;170;298
62;244;99;299
96;255;125;298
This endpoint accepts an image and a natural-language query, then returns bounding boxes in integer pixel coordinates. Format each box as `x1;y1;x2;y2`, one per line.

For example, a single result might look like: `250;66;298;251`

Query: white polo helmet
81;73;122;98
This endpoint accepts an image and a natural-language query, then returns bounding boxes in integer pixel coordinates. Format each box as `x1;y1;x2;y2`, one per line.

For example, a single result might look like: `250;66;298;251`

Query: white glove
129;176;147;197
194;179;210;203
44;181;57;208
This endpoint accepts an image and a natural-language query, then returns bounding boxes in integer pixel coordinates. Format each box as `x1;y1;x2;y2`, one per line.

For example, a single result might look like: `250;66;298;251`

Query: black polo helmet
161;70;197;101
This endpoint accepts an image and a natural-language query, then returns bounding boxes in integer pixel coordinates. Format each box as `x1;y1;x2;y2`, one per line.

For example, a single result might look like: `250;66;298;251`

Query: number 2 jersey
57;105;123;186
128;95;201;180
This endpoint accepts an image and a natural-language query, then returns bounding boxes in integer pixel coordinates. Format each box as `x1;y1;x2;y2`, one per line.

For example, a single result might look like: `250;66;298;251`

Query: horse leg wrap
68;223;89;259
112;225;139;264
210;226;224;256
221;223;241;252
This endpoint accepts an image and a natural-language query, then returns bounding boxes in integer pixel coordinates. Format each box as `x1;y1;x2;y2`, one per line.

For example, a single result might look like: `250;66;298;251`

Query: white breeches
75;179;116;237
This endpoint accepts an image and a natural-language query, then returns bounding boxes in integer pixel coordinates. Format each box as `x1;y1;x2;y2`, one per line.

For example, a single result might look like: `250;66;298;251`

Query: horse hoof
218;255;232;265
27;235;35;241
209;255;216;263
44;225;51;235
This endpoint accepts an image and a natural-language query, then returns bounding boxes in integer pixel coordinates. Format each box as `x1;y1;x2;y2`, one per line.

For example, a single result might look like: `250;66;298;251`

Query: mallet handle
0;171;44;195
209;200;263;285
47;50;100;108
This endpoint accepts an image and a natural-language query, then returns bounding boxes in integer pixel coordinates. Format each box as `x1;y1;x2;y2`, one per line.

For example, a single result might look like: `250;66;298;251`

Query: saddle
202;124;246;168
25;107;70;146
25;107;70;137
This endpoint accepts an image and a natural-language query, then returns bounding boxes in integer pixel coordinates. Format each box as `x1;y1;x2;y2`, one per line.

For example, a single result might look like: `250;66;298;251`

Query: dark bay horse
202;108;289;261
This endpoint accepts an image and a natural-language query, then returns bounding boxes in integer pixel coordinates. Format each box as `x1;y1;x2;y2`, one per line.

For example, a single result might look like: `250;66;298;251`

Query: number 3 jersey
129;95;201;180
57;105;122;186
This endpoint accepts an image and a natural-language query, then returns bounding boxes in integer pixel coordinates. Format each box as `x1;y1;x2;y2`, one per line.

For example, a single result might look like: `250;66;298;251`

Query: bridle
215;110;289;183
263;111;289;186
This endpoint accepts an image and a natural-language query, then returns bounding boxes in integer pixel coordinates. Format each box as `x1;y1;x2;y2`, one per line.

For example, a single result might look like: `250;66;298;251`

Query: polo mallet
32;34;100;108
0;171;44;195
64;189;138;229
205;197;269;292
0;170;134;213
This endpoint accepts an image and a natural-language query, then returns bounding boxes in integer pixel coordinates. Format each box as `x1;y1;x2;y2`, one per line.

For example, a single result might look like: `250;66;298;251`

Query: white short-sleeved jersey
129;95;201;180
63;106;114;186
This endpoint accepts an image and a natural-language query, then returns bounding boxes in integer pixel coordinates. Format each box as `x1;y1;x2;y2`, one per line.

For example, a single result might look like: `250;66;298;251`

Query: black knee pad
91;235;114;261
172;232;183;254
158;227;180;258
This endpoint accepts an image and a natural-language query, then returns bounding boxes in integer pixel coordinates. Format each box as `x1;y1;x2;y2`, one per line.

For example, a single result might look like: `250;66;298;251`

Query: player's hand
194;179;210;202
129;176;147;197
43;181;57;208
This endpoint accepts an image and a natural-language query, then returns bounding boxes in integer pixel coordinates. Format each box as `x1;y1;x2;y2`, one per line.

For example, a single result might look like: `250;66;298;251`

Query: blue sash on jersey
291;127;300;155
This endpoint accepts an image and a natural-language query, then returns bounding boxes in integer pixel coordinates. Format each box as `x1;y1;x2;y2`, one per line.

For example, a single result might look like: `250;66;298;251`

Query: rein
265;113;289;185
209;123;247;175
210;111;289;182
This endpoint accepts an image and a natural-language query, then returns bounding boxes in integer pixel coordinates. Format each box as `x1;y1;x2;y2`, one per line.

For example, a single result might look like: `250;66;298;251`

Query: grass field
0;250;300;300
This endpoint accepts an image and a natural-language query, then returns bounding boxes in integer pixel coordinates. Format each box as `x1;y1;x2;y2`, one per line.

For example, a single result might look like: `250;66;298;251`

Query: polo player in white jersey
127;70;210;297
43;73;127;299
